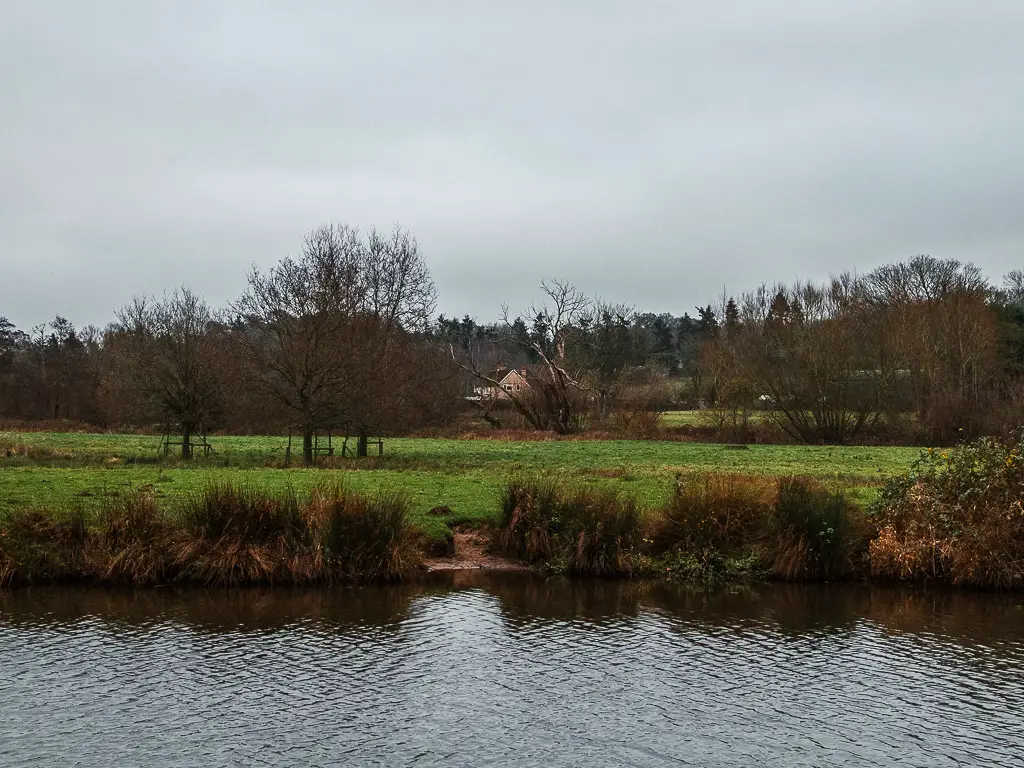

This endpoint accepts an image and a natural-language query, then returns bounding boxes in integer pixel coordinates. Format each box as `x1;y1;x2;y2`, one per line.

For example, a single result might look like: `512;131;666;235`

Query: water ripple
1;580;1023;767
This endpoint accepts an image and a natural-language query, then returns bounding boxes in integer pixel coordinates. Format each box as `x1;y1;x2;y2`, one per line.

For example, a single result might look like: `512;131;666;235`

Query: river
1;574;1022;766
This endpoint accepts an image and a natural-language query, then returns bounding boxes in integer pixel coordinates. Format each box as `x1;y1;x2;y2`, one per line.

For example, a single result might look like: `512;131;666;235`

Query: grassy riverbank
24;430;1019;588
0;432;920;544
2;430;1022;588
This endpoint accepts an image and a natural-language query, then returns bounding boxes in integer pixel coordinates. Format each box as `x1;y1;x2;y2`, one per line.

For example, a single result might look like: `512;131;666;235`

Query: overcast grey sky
3;1;1023;330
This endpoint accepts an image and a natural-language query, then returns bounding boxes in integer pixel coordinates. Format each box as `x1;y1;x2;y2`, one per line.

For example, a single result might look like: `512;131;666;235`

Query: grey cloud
2;1;1023;330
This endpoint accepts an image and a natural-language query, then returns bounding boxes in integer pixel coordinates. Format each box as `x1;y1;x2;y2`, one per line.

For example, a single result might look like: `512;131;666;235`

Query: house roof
483;367;528;384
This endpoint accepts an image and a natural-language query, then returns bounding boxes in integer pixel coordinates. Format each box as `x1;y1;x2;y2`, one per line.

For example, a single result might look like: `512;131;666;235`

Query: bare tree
338;226;439;454
713;275;894;443
232;224;363;464
1003;269;1024;306
451;280;593;433
861;255;999;438
233;223;441;461
362;227;436;333
574;301;639;420
113;288;221;457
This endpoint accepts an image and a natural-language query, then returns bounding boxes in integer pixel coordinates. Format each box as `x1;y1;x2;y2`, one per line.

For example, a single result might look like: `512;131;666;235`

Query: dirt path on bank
424;530;531;572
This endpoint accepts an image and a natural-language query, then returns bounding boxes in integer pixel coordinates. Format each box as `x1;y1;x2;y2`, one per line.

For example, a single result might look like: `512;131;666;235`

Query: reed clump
869;434;1024;588
313;487;421;582
494;479;559;562
0;483;422;587
764;477;866;580
0;507;89;585
173;483;314;585
646;473;866;582
647;472;771;556
493;479;643;576
89;491;173;585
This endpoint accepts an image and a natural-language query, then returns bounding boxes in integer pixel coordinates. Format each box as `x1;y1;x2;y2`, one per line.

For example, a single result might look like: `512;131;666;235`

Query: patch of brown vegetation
0;419;102;433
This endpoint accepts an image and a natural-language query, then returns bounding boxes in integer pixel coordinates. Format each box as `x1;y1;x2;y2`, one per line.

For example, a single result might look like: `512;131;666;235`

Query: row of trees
432;258;1024;443
2;236;1022;447
698;259;1024;443
1;224;457;461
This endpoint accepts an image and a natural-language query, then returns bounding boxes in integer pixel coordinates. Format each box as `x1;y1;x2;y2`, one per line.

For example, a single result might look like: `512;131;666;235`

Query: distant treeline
2;223;1022;448
438;258;1024;444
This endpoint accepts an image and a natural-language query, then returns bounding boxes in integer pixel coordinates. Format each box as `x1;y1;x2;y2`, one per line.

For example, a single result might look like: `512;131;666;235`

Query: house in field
470;365;531;401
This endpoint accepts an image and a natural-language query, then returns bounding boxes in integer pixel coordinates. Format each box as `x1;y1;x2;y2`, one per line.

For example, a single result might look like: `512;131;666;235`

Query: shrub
613;406;663;439
647;473;770;556
766;477;865;580
869;435;1024;588
493;480;643;576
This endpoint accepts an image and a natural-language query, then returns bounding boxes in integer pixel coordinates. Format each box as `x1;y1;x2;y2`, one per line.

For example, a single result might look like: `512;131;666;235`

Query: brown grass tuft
647;473;772;556
493;479;642;576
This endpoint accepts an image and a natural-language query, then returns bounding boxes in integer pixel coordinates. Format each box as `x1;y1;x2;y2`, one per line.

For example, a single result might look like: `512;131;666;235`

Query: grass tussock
0;483;422;587
494;473;868;583
493;479;642;576
646;473;867;583
765;477;867;580
173;484;313;585
869;435;1024;588
0;508;89;586
313;487;421;582
647;472;772;556
90;492;172;585
0;440;76;462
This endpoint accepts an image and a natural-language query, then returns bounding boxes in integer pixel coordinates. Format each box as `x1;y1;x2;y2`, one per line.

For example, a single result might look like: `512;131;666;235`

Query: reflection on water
2;576;1022;767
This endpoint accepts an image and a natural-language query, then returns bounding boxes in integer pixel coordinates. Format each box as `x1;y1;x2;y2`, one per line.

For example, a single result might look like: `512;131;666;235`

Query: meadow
0;431;923;544
660;410;772;427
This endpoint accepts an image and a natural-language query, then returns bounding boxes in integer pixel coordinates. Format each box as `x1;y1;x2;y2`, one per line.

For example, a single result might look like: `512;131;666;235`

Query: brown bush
869;437;1024;588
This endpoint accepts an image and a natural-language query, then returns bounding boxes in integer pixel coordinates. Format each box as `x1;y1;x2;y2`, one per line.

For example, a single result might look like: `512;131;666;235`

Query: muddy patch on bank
424;530;530;572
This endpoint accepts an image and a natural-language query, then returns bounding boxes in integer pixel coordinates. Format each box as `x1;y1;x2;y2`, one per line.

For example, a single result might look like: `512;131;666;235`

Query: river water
1;574;1022;767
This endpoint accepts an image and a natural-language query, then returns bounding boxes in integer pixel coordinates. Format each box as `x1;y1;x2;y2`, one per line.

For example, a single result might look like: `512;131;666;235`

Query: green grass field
660;410;773;428
0;431;924;541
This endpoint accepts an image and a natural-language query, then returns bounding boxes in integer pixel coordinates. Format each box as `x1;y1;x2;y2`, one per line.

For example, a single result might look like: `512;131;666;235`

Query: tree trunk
181;422;193;460
303;429;314;465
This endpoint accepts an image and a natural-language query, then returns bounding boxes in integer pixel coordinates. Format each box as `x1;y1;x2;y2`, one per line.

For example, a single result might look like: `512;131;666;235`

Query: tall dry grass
0;483;422;587
493;479;642;576
647;472;772;556
647;473;867;581
765;477;867;580
89;492;172;585
0;507;89;585
313;487;421;582
173;484;314;585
